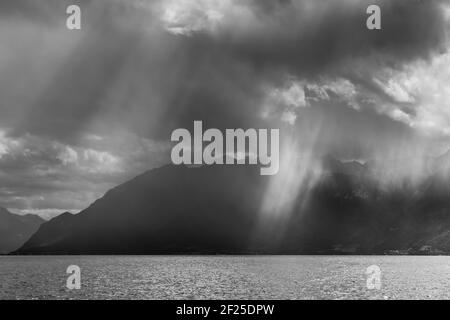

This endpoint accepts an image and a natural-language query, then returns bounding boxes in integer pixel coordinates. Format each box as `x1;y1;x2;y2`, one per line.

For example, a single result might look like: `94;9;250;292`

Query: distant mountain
14;157;450;255
0;208;45;254
16;165;269;254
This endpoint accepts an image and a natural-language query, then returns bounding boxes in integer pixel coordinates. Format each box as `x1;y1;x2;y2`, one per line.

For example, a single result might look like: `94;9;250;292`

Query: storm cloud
0;0;449;217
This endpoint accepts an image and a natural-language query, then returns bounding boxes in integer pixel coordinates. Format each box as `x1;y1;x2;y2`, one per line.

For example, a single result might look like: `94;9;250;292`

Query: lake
0;256;449;299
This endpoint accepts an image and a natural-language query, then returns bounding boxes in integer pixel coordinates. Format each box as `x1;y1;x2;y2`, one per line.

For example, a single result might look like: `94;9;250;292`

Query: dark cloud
0;0;449;216
223;0;447;76
2;0;448;140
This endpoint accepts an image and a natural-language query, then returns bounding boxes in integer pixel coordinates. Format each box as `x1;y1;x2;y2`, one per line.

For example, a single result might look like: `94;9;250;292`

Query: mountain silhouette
0;207;44;254
16;165;270;254
14;157;450;255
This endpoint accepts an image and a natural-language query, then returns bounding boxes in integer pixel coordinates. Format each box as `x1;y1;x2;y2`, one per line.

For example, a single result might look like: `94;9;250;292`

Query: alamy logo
366;5;381;30
66;5;81;30
171;121;279;175
66;265;81;290
366;265;381;290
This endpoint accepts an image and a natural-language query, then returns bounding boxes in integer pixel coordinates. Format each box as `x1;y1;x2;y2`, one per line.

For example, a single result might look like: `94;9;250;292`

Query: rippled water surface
1;256;449;299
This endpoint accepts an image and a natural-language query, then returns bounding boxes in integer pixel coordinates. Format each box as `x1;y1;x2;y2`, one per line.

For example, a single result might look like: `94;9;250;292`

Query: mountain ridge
0;207;45;254
13;156;450;255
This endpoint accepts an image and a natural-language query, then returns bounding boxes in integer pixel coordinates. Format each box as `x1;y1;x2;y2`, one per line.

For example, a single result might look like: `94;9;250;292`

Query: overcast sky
0;0;449;218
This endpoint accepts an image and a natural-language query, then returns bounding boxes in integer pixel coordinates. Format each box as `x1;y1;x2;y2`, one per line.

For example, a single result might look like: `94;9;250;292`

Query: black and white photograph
1;0;450;309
